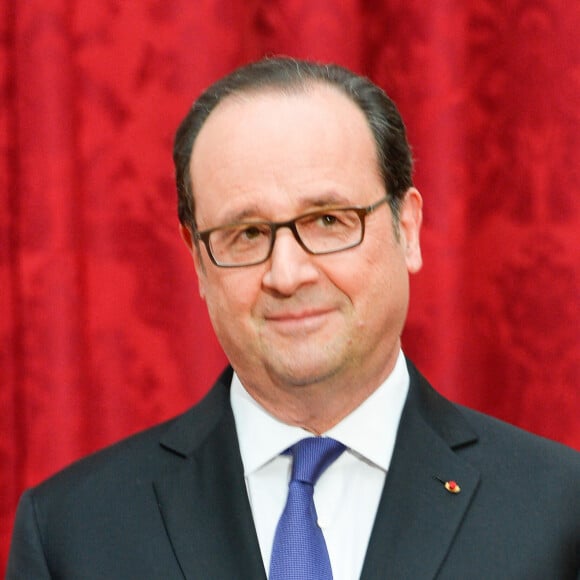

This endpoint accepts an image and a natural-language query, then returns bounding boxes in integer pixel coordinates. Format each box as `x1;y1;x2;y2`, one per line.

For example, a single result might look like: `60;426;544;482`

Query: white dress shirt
230;350;410;580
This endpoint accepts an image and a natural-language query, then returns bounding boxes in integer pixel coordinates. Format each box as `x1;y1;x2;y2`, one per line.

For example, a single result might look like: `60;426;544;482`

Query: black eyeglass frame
193;194;390;268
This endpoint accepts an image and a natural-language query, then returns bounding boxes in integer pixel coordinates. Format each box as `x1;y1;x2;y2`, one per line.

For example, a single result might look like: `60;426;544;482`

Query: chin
264;355;345;388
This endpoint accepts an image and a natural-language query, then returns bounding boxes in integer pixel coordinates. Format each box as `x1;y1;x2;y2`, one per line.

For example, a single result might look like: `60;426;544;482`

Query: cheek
201;271;265;366
353;241;409;312
203;270;259;321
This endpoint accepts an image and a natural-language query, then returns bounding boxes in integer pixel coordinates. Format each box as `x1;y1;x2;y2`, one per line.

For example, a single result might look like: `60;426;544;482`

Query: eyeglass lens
209;208;364;266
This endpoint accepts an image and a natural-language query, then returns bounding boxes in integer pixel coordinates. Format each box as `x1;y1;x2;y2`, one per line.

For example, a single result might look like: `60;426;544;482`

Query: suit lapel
360;361;481;580
151;362;481;579
153;370;267;580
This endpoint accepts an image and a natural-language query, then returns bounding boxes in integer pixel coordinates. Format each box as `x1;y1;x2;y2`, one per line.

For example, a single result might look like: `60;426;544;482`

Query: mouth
264;309;334;335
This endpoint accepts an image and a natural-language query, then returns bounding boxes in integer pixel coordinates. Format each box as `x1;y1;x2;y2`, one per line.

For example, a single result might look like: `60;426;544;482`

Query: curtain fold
1;0;578;571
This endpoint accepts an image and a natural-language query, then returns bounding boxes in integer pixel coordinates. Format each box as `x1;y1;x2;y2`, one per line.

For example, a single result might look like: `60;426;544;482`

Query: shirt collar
231;350;410;476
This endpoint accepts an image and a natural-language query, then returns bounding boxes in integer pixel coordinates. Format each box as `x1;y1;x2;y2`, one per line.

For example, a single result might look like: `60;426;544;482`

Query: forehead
189;85;382;220
192;83;377;165
200;82;368;135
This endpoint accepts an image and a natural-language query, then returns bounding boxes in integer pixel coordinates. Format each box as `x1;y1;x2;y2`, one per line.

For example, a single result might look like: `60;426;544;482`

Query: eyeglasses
193;195;390;268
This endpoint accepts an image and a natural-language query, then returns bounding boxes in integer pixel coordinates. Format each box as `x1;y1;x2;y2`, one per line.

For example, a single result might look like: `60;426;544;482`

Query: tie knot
289;437;346;485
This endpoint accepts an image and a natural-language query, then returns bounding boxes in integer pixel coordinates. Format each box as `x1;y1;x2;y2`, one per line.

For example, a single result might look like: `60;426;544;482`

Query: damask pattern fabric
1;0;578;572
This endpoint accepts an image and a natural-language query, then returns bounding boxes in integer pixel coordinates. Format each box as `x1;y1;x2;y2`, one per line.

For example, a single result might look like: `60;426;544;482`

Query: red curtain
1;0;578;571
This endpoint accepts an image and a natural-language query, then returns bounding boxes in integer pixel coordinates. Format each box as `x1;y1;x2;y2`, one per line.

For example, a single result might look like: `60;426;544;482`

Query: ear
179;223;195;251
179;223;207;299
398;188;423;274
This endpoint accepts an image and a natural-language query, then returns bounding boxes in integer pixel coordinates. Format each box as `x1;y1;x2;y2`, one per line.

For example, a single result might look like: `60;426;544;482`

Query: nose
262;227;319;295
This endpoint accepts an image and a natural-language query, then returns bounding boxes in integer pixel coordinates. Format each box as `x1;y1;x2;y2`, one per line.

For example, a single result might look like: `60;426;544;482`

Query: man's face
182;86;422;407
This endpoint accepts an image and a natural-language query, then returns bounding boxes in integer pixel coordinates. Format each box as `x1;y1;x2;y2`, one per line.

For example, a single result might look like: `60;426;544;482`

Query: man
7;58;580;579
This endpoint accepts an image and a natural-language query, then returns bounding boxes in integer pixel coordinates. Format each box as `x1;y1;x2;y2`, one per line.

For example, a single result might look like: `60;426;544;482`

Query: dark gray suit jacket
7;361;580;579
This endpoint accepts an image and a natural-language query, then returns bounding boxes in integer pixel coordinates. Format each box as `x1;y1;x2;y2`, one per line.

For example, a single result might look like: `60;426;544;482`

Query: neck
237;350;400;433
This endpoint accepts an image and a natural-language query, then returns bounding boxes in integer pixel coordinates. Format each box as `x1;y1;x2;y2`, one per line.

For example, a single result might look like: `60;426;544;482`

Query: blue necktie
269;437;346;580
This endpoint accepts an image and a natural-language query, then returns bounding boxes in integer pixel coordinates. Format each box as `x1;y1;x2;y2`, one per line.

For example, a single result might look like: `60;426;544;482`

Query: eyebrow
214;192;354;226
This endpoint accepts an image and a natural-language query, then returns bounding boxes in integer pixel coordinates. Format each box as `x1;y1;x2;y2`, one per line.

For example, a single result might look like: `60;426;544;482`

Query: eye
313;210;356;229
241;225;263;240
300;211;343;229
231;223;271;245
303;209;359;233
212;223;270;250
319;213;339;227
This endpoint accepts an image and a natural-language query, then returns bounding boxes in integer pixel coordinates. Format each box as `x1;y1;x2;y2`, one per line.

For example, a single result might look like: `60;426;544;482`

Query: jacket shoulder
31;367;233;504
